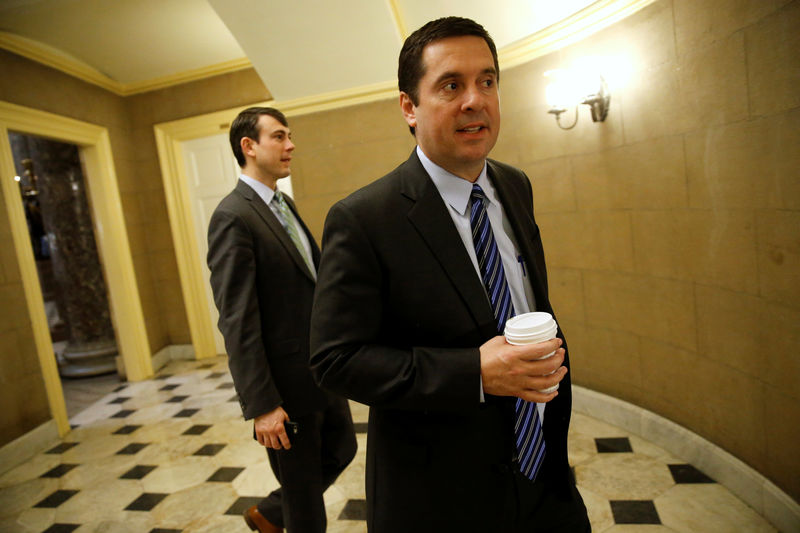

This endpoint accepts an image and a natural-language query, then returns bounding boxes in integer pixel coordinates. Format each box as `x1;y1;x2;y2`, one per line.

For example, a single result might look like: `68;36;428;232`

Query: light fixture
544;66;613;130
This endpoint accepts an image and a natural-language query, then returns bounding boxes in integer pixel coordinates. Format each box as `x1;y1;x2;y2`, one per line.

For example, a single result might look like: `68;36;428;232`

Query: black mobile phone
284;421;299;436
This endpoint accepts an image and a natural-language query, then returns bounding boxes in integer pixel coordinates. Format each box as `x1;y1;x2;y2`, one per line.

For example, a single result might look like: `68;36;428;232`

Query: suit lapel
400;152;496;334
235;181;316;283
284;194;321;269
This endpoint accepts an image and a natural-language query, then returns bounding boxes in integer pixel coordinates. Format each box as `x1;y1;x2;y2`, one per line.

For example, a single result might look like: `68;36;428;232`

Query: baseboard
0;419;59;476
150;344;195;373
572;386;800;533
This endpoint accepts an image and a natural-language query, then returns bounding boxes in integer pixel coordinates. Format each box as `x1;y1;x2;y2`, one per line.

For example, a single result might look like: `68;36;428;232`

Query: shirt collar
416;146;493;216
239;174;276;206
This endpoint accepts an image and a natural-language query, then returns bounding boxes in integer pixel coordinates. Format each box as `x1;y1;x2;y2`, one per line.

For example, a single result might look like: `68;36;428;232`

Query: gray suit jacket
208;180;327;419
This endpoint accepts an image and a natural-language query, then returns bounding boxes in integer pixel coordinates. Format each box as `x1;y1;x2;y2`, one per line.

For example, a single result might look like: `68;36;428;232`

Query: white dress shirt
417;147;545;423
238;175;315;271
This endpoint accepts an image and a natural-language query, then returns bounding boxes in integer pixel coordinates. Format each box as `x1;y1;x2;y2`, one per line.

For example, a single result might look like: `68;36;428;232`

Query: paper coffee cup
504;312;559;393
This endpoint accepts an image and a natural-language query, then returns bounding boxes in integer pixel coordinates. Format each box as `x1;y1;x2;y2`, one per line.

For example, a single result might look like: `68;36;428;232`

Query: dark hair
229;107;289;167
398;16;499;134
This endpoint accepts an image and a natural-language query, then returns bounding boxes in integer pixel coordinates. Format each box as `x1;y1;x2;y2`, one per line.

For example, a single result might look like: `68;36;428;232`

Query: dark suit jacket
208;180;328;420
310;150;574;532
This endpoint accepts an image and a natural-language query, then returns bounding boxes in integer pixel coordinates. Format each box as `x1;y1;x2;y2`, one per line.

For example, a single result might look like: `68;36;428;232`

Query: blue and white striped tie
470;184;545;481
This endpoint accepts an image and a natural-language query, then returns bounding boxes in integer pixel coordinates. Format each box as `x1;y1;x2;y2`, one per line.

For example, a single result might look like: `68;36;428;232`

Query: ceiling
0;0;610;100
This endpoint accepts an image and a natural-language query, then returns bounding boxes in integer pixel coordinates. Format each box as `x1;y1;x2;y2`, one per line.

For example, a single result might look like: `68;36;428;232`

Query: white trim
573;386;800;533
0;420;59;476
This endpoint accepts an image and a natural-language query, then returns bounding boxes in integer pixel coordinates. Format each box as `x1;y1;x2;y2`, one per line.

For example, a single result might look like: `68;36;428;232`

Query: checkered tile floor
0;357;777;532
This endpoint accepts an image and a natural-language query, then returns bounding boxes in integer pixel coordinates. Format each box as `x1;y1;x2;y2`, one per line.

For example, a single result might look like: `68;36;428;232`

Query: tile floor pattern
0;357;779;532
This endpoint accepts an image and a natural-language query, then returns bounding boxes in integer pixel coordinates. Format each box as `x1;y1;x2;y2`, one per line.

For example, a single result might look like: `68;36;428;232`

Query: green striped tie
272;191;316;278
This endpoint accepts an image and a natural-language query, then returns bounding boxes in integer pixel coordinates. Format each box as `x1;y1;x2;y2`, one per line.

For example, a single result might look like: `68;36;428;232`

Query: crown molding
276;80;399;116
119;57;253;96
499;0;657;69
0;31;252;97
0;31;124;93
2;0;653;104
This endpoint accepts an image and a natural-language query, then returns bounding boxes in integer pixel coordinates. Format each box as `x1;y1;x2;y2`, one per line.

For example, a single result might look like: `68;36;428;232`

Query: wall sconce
545;69;611;130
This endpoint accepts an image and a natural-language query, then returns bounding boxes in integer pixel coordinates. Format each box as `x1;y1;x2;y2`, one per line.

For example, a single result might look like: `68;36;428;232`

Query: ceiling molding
2;0;652;103
387;0;408;41
0;31;252;97
0;31;124;94
499;0;657;69
120;58;253;96
276;80;399;116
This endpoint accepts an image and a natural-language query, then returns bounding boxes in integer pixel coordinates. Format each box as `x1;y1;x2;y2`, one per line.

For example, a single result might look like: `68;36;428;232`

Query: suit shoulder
487;158;528;181
334;162;406;215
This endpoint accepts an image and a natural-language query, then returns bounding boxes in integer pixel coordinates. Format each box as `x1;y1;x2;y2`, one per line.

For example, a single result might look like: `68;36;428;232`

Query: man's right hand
479;335;567;403
254;406;292;450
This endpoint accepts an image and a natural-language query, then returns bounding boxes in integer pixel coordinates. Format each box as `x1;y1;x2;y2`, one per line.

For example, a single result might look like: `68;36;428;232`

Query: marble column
10;133;119;378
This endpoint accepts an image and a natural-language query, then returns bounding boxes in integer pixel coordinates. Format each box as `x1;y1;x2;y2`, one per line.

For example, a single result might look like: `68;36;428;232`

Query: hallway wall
0;49;269;446
0;182;50;444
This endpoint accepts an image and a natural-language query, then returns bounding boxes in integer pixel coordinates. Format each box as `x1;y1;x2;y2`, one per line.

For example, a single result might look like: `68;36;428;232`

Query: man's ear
399;92;417;129
240;137;255;158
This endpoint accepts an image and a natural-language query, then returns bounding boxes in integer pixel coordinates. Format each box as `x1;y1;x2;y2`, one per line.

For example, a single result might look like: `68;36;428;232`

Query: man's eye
444;82;458;91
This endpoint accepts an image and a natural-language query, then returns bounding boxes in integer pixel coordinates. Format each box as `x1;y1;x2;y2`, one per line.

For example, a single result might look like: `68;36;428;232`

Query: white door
181;133;294;355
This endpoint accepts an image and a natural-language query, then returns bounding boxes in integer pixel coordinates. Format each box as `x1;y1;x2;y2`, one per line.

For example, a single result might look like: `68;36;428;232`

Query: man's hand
254;406;292;450
479;336;567;403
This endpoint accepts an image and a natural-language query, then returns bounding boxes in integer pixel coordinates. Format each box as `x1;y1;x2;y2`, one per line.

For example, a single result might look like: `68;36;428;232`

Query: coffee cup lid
504;312;555;336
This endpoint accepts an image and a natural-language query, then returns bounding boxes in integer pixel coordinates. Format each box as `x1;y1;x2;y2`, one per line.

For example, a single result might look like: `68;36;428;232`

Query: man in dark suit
310;18;590;532
207;107;356;533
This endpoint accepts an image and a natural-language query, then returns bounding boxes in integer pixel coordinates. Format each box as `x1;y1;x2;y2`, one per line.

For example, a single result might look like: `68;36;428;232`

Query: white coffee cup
504;312;559;394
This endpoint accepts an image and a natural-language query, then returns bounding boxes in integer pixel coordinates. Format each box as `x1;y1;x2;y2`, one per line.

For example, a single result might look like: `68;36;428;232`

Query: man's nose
464;83;489;110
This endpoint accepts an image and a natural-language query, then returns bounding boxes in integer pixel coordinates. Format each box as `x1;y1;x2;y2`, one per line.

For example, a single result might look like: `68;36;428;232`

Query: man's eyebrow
433;67;497;86
433;70;462;85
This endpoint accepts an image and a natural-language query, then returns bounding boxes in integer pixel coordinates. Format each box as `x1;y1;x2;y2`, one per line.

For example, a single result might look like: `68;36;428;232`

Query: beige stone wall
525;0;799;500
0;50;268;445
0;49;269;355
0;49;135;446
0;186;50;446
287;0;799;500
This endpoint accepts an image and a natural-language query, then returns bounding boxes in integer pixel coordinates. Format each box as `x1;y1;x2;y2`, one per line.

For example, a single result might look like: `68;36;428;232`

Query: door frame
153;83;397;361
0;101;153;436
153;106;250;361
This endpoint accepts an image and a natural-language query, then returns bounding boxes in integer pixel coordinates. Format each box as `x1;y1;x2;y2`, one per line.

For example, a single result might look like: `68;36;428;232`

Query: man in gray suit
208;107;356;533
310;18;589;533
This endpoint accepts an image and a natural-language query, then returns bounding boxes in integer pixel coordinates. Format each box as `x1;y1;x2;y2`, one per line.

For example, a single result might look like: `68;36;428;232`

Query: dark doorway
9;132;122;415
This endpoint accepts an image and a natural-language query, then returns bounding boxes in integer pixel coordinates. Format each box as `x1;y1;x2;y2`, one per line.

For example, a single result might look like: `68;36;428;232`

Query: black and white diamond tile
0;356;778;533
43;524;80;533
610;499;661;524
182;424;212;436
113;424;142;435
40;464;78;478
120;465;158;480
668;463;715;484
34;489;79;508
125;492;168;511
207;467;245;482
